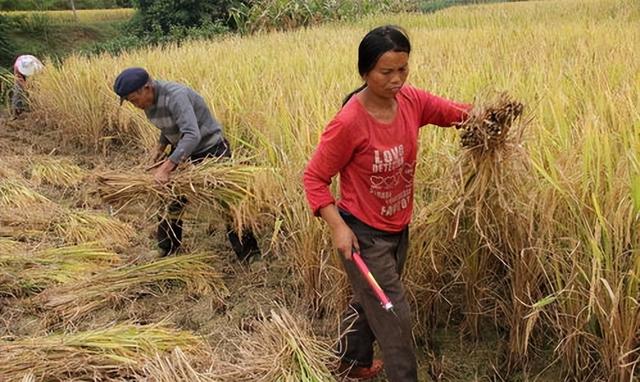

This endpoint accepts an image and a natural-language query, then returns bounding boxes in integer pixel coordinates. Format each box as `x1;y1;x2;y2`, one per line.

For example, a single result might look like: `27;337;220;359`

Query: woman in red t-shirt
303;25;470;381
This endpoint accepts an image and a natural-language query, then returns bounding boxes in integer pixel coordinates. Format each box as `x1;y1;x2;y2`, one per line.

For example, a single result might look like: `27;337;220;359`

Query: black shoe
158;219;183;256
227;229;260;262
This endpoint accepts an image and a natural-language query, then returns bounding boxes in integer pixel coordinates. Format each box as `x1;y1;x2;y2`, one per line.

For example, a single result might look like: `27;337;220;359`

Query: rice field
1;0;639;380
1;8;134;23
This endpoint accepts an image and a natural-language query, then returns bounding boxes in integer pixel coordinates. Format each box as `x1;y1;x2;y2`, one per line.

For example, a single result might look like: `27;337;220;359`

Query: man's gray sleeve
167;91;201;163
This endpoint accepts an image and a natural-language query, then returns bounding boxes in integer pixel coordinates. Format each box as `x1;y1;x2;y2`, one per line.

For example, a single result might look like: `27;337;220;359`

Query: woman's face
363;50;409;99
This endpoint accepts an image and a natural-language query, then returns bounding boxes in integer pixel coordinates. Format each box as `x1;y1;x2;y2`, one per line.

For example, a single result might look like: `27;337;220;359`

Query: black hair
342;25;411;106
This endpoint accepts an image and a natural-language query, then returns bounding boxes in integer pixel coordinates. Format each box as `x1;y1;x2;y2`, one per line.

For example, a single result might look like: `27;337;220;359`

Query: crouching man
113;67;260;261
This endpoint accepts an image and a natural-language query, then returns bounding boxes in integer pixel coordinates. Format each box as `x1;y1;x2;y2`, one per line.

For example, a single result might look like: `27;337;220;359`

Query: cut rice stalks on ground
28;158;88;187
139;347;219;382
53;209;136;248
0;204;135;248
0;179;51;209
33;253;228;323
210;308;339;381
0;238;25;254
0;323;202;381
0;243;121;297
96;158;266;220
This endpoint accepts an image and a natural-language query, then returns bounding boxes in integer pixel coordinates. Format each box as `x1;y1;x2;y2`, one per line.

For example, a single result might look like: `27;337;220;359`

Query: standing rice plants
34;253;228;323
0;323;202;381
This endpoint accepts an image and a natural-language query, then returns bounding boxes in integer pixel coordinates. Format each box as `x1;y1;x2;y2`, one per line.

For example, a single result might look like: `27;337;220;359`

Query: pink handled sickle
351;251;394;312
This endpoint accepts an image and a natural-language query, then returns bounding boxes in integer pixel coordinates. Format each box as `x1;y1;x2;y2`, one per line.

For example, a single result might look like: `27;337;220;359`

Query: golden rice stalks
29;158;88;187
0;179;51;209
53;209;135;247
140;347;218;382
212;308;338;381
96;158;264;215
0;243;121;297
35;253;228;322
0;323;202;381
0;238;25;254
459;92;525;158
0;204;59;239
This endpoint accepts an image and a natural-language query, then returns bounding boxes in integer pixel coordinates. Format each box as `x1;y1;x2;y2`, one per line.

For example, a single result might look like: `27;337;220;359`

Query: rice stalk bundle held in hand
96;158;263;216
34;253;228;323
0;324;202;381
459;92;524;158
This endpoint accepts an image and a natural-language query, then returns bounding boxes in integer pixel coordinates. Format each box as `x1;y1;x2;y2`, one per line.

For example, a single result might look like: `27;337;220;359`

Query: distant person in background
303;25;470;381
112;67;261;261
11;54;44;117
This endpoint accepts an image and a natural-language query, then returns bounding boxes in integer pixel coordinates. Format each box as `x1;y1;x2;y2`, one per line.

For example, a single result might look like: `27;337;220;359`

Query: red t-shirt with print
303;85;470;232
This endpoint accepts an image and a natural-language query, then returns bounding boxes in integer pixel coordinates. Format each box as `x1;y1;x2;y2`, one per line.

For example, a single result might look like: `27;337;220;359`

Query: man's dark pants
157;139;260;261
337;211;417;382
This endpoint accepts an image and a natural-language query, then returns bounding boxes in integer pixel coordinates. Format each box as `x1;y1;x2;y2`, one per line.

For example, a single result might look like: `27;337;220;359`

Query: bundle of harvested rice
211;308;338;381
35;253;228;322
0;204;134;247
459;92;524;157
29;158;88;187
0;324;202;381
0;179;51;209
140;347;218;382
0;243;121;297
52;209;135;247
0;204;59;239
0;238;24;254
454;92;531;238
96;158;263;215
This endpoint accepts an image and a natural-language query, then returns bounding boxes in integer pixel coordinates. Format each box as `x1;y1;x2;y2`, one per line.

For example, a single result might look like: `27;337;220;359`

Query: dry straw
35;253;228;322
209;308;338;381
0;243;120;297
98;158;261;205
0;323;202;381
29;157;88;187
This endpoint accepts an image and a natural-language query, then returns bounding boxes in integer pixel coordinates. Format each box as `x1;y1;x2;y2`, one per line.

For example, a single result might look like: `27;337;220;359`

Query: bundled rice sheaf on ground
208;308;339;382
0;243;121;297
28;157;88;187
0;323;202;381
33;253;228;323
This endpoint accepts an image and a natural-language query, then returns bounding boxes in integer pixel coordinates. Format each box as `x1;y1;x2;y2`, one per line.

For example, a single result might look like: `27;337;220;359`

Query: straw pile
34;253;228;322
0;324;202;381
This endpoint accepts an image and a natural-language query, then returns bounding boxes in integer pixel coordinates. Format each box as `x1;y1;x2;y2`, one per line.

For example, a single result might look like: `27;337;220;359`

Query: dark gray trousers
337;211;417;382
158;139;260;260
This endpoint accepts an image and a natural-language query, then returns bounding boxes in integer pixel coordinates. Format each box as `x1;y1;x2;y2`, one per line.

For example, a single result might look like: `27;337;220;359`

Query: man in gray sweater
113;67;260;261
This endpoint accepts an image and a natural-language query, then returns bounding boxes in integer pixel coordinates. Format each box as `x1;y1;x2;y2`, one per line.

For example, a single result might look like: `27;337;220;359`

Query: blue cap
113;67;149;104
